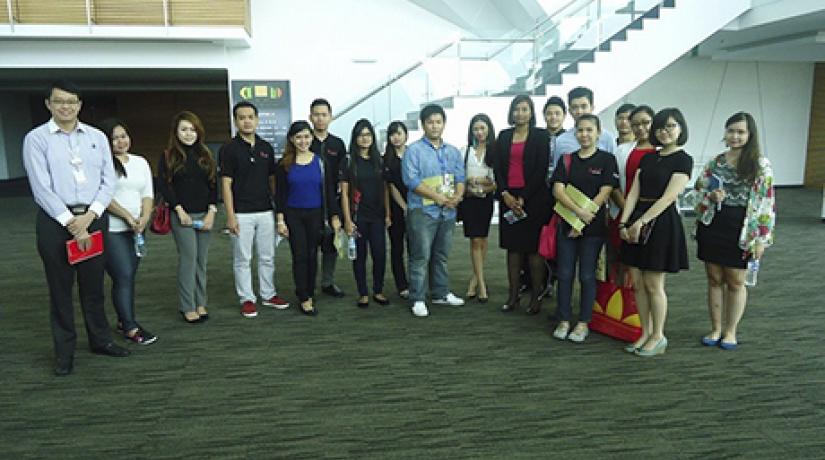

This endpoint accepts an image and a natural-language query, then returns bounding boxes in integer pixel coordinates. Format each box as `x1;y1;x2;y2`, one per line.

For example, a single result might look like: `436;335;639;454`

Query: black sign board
229;80;292;155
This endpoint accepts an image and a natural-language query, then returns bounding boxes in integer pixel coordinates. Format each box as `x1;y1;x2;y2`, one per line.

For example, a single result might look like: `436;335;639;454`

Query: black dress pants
36;209;112;359
285;207;324;302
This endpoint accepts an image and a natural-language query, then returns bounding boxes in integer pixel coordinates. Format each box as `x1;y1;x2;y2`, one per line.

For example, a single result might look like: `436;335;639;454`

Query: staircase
336;0;753;147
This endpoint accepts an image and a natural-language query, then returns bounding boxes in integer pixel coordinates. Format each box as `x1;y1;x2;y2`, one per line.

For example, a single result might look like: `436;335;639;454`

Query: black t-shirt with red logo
219;134;276;213
310;133;348;197
550;149;619;237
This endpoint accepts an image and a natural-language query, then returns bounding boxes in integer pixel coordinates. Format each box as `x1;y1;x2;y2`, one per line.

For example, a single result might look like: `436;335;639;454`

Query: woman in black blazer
494;95;551;315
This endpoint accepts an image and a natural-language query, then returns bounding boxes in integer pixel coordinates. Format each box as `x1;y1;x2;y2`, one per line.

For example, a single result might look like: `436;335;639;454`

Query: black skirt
499;188;551;253
621;202;689;273
697;205;749;269
460;195;494;238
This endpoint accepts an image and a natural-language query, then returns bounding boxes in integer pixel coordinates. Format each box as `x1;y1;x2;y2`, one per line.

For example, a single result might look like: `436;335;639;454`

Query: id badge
441;173;454;197
73;167;87;185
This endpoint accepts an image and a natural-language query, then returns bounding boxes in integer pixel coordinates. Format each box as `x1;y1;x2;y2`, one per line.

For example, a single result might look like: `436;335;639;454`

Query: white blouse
464;145;495;181
109;154;154;232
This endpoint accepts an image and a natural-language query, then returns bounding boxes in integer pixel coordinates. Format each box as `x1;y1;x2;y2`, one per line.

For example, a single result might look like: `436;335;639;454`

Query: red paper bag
591;274;643;343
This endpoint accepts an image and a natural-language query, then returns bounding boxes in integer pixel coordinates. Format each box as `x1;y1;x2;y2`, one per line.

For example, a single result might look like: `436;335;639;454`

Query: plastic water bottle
744;259;760;287
347;235;357;260
134;233;146;258
192;220;204;230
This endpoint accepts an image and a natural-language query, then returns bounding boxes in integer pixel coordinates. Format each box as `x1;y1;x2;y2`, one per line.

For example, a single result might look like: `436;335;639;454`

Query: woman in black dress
460;114;496;303
494;95;551;314
382;121;410;299
619;108;692;357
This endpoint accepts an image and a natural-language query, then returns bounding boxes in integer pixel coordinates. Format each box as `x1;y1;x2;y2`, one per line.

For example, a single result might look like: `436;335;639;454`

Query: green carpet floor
1;188;824;459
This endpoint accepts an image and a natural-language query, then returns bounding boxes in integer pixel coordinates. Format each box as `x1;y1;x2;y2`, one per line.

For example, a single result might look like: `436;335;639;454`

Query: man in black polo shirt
309;98;347;298
220;101;289;318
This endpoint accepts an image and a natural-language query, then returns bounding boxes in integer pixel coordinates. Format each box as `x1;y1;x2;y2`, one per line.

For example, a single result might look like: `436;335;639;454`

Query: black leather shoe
54;356;74;376
322;284;345;298
91;342;130;357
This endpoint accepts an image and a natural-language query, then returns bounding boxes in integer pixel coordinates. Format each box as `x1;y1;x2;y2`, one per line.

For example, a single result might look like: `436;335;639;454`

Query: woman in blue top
275;121;341;315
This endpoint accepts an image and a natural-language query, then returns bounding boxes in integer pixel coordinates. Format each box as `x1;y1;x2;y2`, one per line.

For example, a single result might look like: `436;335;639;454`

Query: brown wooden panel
168;0;247;26
92;0;165;26
113;91;231;174
13;0;88;24
804;63;825;188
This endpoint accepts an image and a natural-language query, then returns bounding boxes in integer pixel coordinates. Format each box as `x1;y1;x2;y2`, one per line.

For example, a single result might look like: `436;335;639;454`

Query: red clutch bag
66;230;104;265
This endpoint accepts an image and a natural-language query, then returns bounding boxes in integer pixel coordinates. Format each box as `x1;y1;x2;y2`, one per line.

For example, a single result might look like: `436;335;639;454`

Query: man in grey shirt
23;80;130;376
553;86;617;167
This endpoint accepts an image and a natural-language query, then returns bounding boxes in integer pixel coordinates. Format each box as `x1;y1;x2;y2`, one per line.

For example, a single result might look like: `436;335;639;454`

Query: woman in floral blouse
691;112;775;350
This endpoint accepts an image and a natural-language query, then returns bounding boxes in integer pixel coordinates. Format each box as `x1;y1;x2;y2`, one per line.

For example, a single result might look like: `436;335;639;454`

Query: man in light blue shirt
23;80;129;376
553;86;616;167
402;104;466;317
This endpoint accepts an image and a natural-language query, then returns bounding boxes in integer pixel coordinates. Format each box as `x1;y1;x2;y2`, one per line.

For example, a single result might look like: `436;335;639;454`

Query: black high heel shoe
501;299;519;312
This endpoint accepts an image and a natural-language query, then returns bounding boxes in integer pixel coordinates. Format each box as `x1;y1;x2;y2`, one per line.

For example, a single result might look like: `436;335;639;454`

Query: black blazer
494;127;551;220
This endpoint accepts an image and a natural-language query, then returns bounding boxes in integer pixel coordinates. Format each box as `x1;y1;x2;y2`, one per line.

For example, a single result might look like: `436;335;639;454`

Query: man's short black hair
420;104;446;124
615;103;636;117
47;79;82;100
543;96;566;114
310;98;332;112
567;86;593;106
233;101;258;118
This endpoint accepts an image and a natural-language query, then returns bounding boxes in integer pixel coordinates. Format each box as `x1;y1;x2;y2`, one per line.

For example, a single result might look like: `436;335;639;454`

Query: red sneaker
240;301;258;318
262;295;290;310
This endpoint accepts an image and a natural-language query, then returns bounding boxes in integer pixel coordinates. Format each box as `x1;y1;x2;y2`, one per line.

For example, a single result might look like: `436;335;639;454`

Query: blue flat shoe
701;336;720;347
719;340;738;350
635;337;668;357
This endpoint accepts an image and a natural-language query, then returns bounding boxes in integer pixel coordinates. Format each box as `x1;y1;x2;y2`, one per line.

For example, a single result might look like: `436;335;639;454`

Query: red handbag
150;200;171;235
538;214;560;260
538;154;572;261
591;269;643;343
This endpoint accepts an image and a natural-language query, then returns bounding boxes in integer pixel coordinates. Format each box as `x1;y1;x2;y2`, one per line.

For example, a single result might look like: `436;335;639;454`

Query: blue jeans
556;232;604;322
406;208;454;303
353;220;386;297
104;230;140;331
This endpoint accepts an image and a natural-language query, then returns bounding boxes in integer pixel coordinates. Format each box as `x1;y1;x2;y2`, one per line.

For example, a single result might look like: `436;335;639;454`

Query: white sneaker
432;292;464;306
553;322;570;340
411;301;429;317
568;324;590;343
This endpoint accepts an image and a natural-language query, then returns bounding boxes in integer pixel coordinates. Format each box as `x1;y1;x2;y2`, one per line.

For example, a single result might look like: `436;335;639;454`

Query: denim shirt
402;137;465;220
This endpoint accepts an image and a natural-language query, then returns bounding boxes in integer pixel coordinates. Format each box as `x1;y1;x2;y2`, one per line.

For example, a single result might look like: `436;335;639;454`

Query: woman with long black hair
494;95;551;315
692;112;775;350
158;111;218;324
382;121;410;299
99;118;156;343
275;121;341;315
460;114;496;303
341;119;390;307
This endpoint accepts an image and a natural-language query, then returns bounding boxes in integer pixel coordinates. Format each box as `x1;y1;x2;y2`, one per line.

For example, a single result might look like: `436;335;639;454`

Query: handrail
332;39;457;121
334;0;638;120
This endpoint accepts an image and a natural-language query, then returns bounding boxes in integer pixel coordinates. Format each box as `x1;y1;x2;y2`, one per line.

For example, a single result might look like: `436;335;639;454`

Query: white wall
0;0;462;178
601;56;813;186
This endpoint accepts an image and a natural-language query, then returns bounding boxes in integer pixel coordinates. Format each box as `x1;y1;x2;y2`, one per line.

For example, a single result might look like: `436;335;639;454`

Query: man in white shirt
23;80;130;376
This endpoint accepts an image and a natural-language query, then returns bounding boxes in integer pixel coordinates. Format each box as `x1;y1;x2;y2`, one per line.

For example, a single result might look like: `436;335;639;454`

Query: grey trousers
171;211;211;312
320;231;338;287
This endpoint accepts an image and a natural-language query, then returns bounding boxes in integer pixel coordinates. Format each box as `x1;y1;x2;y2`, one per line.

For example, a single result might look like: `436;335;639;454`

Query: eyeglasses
357;132;373;138
630;120;651;128
655;123;680;132
50;98;80;107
